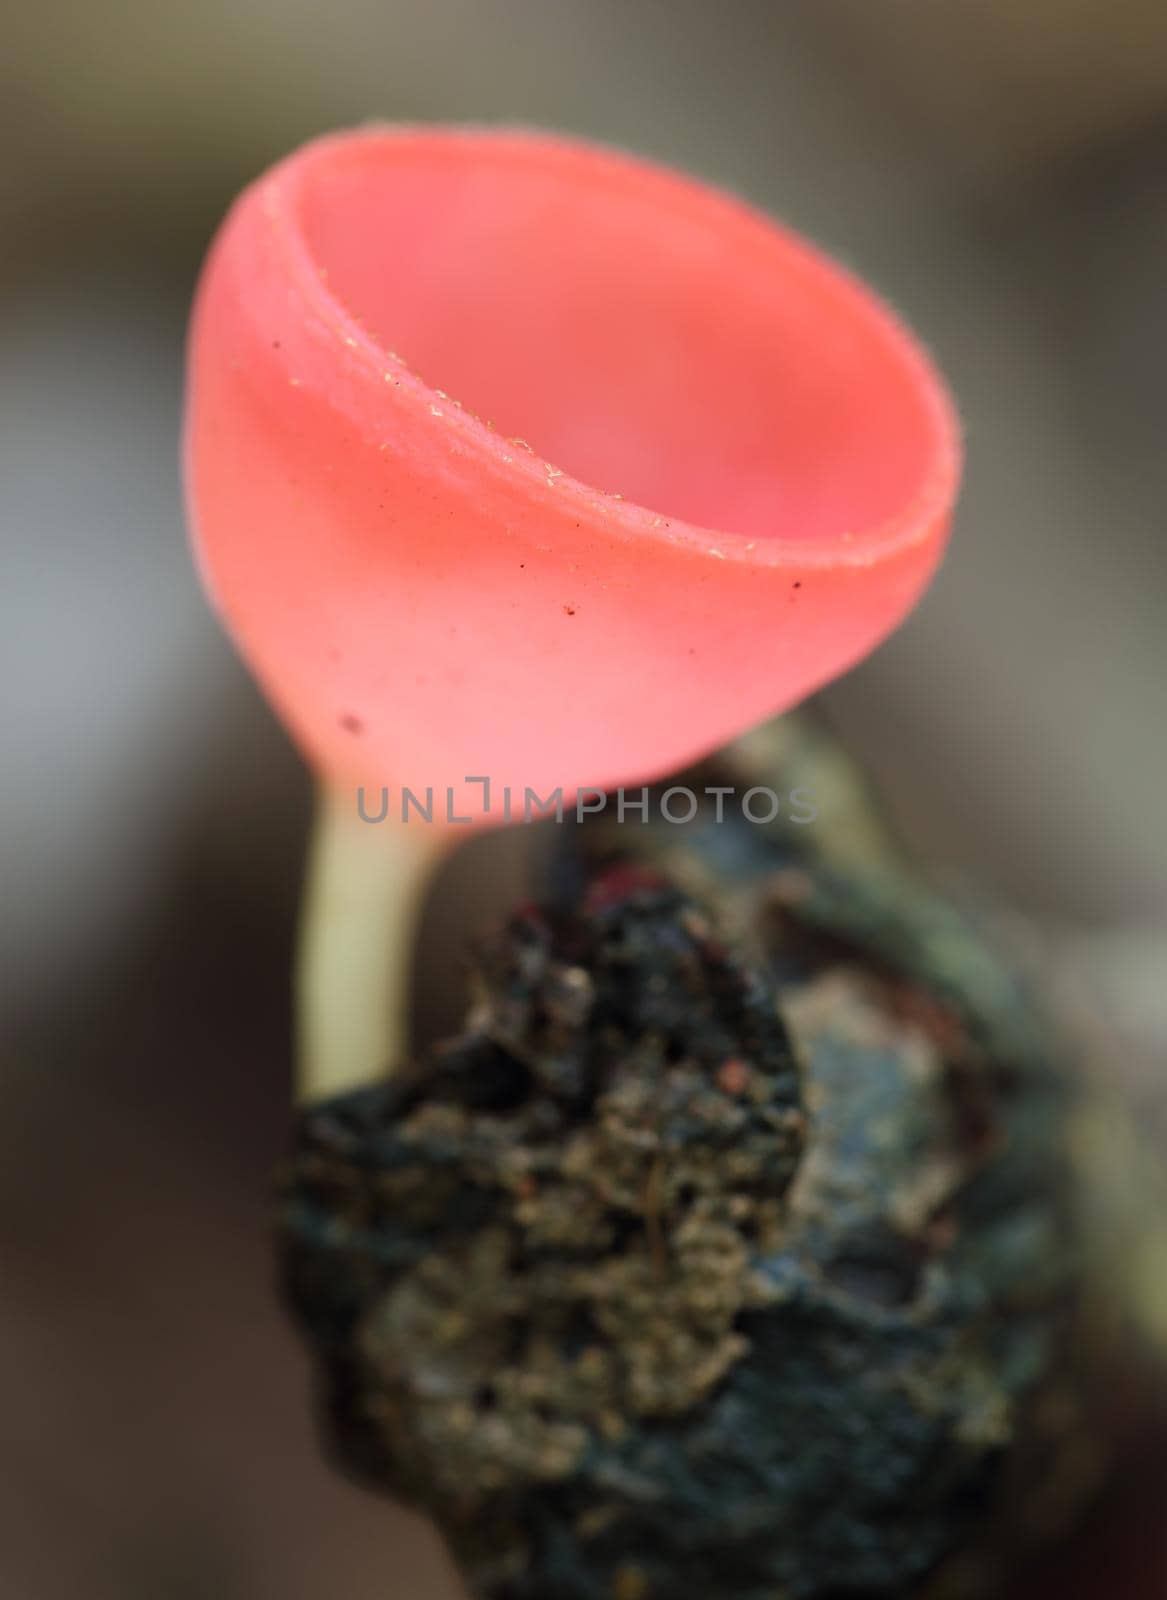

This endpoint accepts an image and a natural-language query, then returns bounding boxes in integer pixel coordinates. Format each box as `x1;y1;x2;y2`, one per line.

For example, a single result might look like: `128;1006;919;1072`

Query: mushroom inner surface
299;136;943;542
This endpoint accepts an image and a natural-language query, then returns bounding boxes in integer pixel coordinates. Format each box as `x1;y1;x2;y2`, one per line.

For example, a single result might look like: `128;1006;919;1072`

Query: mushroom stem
295;784;449;1102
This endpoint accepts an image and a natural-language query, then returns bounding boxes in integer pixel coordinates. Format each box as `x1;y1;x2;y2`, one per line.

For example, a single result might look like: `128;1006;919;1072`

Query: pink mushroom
184;125;961;1098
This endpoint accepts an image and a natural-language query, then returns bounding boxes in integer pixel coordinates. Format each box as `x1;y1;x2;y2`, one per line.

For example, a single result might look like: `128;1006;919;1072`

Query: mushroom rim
255;121;961;573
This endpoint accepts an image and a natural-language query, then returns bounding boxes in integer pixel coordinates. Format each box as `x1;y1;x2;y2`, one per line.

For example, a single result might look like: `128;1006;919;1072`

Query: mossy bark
278;716;1136;1600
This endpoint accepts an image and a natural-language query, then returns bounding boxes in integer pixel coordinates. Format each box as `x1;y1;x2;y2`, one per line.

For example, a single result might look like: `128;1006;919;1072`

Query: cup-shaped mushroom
185;125;959;816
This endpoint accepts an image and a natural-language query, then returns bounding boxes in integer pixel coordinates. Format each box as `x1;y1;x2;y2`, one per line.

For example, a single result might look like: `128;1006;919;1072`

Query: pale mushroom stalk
295;789;450;1102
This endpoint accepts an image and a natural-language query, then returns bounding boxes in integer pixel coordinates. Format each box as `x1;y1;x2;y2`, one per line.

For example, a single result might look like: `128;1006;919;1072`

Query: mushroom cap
184;125;960;814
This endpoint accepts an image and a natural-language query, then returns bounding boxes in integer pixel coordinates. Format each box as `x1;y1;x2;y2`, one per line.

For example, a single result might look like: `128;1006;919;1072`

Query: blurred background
2;2;1165;1595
